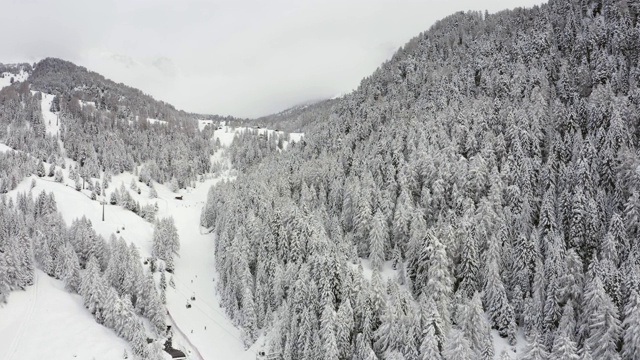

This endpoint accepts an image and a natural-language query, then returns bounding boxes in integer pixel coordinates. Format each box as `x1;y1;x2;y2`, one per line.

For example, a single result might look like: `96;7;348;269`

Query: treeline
0;150;39;193
203;1;640;359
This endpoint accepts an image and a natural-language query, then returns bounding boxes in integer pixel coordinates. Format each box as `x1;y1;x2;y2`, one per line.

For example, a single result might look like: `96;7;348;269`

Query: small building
164;337;187;360
256;351;283;360
165;348;187;360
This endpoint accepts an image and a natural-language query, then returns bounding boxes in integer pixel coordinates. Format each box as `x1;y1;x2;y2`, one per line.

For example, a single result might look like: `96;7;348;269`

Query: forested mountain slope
0;57;240;190
251;98;339;133
202;1;640;359
29;58;219;123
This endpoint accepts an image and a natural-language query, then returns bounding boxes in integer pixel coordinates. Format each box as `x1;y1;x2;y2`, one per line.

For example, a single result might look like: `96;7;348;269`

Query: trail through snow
5;271;38;359
155;175;259;360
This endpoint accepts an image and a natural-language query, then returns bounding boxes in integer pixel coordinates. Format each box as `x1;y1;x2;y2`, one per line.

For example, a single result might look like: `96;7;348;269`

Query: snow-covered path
155;177;258;360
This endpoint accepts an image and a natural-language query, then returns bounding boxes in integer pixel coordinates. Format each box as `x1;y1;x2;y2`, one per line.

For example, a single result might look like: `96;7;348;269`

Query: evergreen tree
621;288;640;360
443;329;473;360
369;209;388;271
519;332;549;360
484;259;516;344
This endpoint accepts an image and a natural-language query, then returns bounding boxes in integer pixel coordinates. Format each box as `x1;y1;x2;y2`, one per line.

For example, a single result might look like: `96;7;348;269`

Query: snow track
166;310;206;360
157;174;259;360
5;271;39;360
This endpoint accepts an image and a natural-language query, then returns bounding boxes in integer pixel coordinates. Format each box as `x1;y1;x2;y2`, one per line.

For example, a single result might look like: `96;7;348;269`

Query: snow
0;99;283;359
147;118;167;125
198;119;216;131
40;92;61;137
8;172;155;257
0;69;28;91
157;175;260;360
289;132;304;143
1;148;258;359
0;142;12;152
213;126;237;147
0;270;131;360
491;328;528;359
212;125;304;150
80;100;96;109
349;258;399;282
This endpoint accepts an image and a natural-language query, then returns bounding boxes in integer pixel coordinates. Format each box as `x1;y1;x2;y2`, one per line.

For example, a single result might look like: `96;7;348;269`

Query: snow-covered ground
147;118;167;125
0;142;11;152
80;100;96;109
0;270;131;360
348;258;398;282
41;92;61;137
157;174;260;360
0;69;28;91
197;119;216;131
0;112;304;360
213;125;237;147
289;132;304;143
213;125;304;150
0;138;260;359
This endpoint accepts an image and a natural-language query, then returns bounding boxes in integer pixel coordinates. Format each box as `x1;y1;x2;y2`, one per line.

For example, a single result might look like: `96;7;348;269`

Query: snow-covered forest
3;0;640;359
0;189;169;359
201;1;640;359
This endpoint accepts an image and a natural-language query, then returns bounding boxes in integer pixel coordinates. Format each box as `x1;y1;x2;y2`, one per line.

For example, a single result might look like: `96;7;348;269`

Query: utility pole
102;170;105;222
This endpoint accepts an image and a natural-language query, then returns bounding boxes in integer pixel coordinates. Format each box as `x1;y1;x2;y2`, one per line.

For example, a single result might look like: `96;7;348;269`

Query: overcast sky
1;0;545;118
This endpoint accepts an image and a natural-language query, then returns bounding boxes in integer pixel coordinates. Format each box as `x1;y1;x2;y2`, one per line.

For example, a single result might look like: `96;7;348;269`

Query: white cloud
0;0;546;117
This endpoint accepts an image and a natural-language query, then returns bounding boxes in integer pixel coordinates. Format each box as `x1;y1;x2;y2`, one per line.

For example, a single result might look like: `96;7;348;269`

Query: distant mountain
249;98;339;133
27;58;233;124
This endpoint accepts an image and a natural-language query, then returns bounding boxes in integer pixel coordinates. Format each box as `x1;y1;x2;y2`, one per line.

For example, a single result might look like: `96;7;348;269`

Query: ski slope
0;270;131;360
155;175;260;360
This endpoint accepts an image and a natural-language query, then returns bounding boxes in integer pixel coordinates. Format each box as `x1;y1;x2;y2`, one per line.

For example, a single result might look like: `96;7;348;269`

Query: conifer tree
369;209;387;271
443;329;473;360
622;288;640;360
484;259;516;344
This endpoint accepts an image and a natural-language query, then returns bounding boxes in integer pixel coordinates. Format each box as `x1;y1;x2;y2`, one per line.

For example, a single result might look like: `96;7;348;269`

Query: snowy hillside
0;69;28;91
29;91;61;137
7;1;640;359
0;126;264;359
0;270;131;360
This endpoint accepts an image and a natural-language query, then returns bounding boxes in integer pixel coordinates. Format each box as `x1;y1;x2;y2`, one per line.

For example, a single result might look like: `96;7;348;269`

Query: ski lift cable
171;275;229;317
171;275;238;328
173;289;258;356
169;279;250;349
171;280;237;329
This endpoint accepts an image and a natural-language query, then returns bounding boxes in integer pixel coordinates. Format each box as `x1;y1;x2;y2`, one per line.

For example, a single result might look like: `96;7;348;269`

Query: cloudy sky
1;0;545;118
